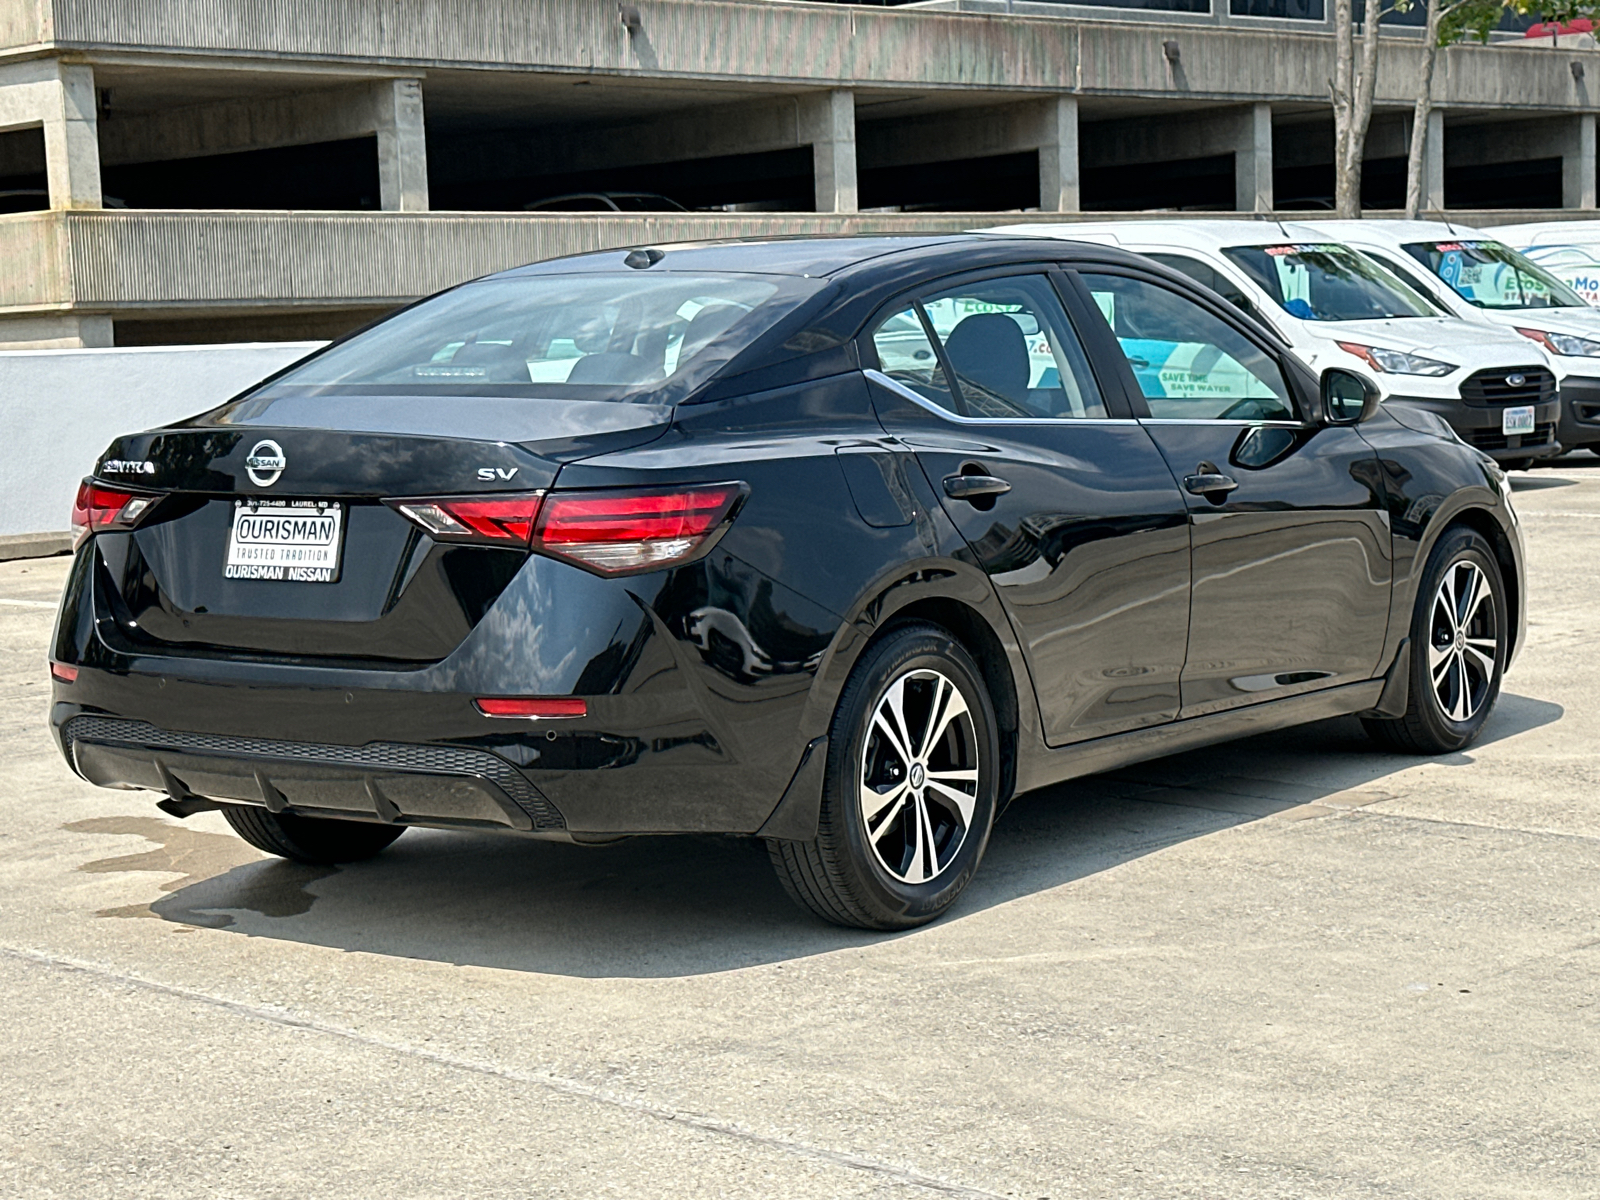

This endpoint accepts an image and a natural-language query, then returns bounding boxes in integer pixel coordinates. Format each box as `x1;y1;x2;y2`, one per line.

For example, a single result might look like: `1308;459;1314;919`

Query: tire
1362;527;1506;755
221;805;405;865
767;622;1000;930
1502;458;1534;472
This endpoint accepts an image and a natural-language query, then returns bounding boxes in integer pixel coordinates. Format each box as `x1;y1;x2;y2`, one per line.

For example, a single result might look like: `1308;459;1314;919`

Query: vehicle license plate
225;500;343;583
1502;406;1536;436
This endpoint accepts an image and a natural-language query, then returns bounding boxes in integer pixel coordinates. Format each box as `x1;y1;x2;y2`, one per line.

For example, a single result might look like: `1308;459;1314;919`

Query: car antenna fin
624;248;665;269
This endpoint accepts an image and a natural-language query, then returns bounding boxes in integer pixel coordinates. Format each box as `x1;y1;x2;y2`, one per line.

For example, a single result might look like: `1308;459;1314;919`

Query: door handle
1183;472;1239;498
943;474;1012;501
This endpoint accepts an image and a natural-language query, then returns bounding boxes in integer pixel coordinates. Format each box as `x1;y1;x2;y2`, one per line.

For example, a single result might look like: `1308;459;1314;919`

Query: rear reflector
70;480;159;548
531;483;748;575
50;662;78;684
475;697;587;719
387;493;544;546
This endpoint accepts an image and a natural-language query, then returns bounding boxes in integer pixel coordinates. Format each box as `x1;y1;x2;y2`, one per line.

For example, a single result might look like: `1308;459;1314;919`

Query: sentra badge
101;459;156;476
245;439;287;488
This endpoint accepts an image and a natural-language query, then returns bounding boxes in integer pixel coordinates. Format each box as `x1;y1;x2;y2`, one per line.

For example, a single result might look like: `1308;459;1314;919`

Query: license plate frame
1502;405;1536;436
224;499;344;584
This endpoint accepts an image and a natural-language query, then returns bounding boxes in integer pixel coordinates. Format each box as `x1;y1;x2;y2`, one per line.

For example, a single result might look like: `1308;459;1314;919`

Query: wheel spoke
1428;640;1454;682
1460;567;1489;627
917;794;941;879
880;676;917;767
1436;567;1460;635
920;684;970;761
1447;655;1471;722
861;779;908;830
1463;643;1497;677
904;795;929;883
872;712;912;770
925;777;977;827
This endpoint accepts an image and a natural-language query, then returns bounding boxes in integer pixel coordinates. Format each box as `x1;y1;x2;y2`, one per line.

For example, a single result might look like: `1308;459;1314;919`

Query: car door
1070;267;1392;717
863;268;1193;746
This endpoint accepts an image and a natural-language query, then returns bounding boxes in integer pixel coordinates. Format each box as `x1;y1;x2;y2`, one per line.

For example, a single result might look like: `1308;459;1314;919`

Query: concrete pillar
1235;102;1272;214
374;78;429;212
1564;112;1596;209
802;89;857;214
1037;95;1080;213
1423;108;1446;213
0;59;101;209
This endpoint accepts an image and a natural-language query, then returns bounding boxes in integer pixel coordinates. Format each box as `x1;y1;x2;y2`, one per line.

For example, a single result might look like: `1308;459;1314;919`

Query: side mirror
1321;367;1381;425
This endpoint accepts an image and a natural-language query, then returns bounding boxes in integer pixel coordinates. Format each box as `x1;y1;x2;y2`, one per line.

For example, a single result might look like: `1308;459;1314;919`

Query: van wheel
221;805;405;865
1362;527;1506;755
767;622;999;930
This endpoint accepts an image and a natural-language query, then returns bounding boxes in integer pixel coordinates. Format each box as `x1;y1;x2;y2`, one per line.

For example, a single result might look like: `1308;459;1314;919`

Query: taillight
386;493;545;546
531;483;748;575
70;480;159;548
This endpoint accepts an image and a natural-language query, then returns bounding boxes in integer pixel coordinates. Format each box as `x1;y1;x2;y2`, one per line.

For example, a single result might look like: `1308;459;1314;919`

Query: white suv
1319;220;1600;456
992;220;1563;468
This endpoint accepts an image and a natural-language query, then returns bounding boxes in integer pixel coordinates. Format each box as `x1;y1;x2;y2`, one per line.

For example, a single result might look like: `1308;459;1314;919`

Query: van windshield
248;272;820;405
1403;240;1587;310
1223;244;1438;321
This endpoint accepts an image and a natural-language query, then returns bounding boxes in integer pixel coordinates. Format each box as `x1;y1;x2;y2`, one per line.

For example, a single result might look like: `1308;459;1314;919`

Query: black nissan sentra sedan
51;236;1525;929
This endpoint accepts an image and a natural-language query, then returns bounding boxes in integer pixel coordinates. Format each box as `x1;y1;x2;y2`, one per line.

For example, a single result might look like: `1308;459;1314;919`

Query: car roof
1310;219;1492;246
496;234;1112;281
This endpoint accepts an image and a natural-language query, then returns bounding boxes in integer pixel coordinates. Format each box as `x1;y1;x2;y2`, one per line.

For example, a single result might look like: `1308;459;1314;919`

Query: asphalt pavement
3;461;1597;1199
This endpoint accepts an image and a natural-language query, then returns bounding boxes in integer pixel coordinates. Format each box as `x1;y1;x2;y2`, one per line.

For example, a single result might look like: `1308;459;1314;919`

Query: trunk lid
91;397;672;665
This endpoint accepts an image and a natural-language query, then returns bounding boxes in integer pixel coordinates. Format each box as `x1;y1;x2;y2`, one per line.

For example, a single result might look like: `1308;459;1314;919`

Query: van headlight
1515;327;1600;357
1335;342;1456;376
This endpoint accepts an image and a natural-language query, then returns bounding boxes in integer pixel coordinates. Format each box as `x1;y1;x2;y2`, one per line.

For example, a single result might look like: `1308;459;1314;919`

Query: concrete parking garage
2;0;1599;347
1;461;1596;1197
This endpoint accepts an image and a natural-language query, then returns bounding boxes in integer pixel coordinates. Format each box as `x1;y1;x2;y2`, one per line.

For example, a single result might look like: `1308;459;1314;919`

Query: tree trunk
1332;0;1357;216
1404;0;1445;218
1343;2;1387;219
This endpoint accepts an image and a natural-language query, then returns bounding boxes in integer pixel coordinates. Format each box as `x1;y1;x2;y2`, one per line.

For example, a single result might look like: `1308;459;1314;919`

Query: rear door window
869;274;1108;420
1078;272;1295;421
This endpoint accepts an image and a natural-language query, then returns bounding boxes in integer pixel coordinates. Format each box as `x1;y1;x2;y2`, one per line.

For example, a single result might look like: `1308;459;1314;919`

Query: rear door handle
1183;472;1239;498
942;474;1012;501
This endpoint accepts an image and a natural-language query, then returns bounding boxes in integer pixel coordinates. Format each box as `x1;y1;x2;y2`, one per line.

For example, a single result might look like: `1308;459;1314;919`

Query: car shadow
67;693;1564;980
1510;475;1579;491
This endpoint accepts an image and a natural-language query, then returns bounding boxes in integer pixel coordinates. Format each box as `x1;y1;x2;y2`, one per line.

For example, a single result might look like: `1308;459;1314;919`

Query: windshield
247;272;818;405
1403;239;1587;310
1223;244;1437;321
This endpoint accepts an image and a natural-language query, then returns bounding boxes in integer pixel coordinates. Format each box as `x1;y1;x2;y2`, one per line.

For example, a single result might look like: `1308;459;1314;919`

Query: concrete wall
0;341;320;536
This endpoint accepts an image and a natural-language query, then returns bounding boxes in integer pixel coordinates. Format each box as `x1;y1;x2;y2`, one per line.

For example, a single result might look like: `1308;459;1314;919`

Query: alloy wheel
1427;560;1498;724
859;668;980;885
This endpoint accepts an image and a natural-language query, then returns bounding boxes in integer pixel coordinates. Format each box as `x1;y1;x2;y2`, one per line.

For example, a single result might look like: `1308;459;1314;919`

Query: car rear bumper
1386;396;1563;463
59;711;566;834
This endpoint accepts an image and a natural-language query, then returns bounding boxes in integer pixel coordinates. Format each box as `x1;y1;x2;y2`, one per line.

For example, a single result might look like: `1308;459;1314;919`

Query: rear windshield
1223;244;1437;321
1402;239;1587;310
247;272;820;405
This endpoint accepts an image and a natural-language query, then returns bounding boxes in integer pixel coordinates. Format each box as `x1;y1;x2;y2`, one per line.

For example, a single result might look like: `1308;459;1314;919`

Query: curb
0;532;73;562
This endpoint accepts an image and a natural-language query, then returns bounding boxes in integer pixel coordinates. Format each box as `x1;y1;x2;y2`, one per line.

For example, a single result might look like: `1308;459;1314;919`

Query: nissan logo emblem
1506;373;1526;388
244;439;286;488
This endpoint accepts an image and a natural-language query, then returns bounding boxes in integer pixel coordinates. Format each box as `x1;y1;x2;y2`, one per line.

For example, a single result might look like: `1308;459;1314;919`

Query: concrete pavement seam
2;945;1009;1200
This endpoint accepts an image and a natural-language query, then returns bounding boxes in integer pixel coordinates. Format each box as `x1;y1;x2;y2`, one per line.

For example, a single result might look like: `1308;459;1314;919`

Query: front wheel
767;622;1000;930
1363;527;1506;754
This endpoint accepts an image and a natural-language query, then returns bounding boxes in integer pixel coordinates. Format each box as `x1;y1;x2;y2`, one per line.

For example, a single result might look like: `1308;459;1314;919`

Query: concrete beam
0;313;113;350
0;59;101;209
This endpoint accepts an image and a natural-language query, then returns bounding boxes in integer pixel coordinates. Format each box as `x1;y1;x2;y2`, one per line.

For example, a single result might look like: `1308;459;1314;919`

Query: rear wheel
1362;527;1506;754
767;623;999;930
221;805;405;865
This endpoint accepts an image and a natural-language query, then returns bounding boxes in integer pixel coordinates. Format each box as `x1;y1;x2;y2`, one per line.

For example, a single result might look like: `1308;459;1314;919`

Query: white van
993;220;1563;468
1487;220;1600;305
1317;220;1600;455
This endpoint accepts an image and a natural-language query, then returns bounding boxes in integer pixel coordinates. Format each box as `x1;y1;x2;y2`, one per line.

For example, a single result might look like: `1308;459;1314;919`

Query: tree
1405;1;1600;218
1332;0;1403;218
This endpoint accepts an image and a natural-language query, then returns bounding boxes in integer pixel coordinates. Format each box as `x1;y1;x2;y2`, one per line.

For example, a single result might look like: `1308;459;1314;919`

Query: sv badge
476;467;519;482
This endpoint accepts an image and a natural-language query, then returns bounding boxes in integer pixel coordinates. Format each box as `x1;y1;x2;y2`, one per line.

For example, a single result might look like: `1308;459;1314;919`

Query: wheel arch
1437;506;1522;662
